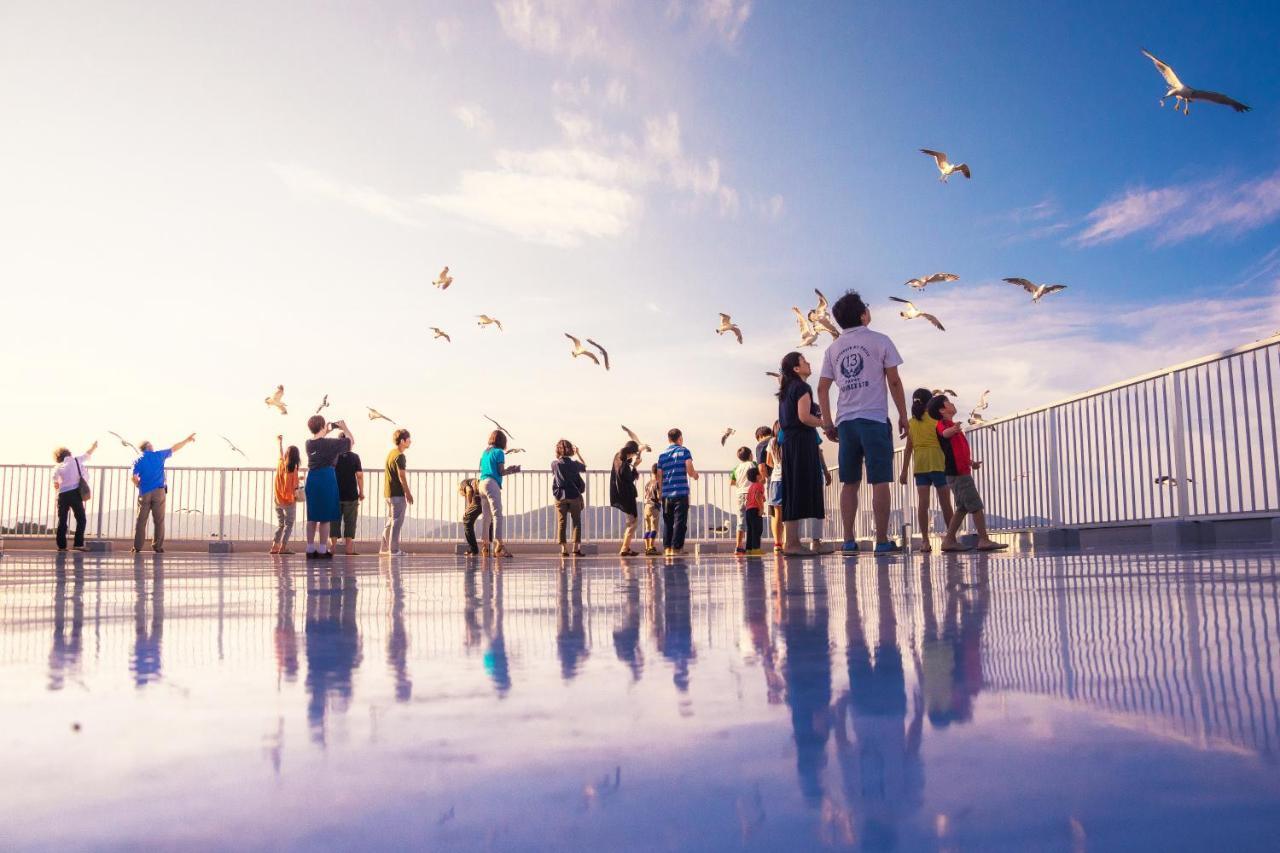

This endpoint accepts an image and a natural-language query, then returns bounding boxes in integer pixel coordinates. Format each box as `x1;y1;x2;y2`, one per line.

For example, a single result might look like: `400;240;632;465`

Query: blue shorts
914;471;948;488
767;481;783;507
837;418;894;485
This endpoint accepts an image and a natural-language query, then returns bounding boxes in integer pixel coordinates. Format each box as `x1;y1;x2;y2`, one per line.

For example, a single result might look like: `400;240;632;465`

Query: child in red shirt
743;467;766;555
928;396;1008;552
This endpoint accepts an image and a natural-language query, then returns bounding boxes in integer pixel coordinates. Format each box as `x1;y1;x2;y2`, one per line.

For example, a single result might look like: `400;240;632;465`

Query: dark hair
926;394;950;421
393;428;411;445
53;447;71;462
488;430;508;449
307;415;326;435
911;387;932;420
831;290;868;330
736;446;752;462
615;440;639;466
555;439;574;458
667;428;682;443
285;445;300;473
776;351;806;400
754;426;773;440
746;466;760;483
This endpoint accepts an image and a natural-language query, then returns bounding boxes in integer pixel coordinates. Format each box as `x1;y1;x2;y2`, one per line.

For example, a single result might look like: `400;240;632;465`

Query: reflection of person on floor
653;563;696;691
49;553;86;691
481;568;511;696
131;564;164;687
274;566;299;684
463;567;482;649
925;556;991;727
776;561;832;807
386;565;412;702
557;566;589;680
305;565;363;744
742;563;784;703
612;564;643;680
834;564;923;849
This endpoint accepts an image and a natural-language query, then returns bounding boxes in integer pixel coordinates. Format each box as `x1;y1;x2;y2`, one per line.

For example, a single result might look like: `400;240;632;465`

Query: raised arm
83;440;98;459
276;434;285;460
171;433;197;454
335;420;354;450
886;366;908;439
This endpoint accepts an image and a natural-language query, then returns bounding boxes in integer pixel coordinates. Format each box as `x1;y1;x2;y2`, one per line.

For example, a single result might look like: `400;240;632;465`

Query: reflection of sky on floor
2;550;1279;850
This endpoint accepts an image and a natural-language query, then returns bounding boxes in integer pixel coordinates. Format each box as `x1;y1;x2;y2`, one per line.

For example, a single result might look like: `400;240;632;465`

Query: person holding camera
51;440;98;551
551;439;587;557
304;415;354;559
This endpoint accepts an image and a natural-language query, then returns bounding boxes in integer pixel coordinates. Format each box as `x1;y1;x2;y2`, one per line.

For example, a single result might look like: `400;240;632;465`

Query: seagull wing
565;332;583;350
920;149;947;167
494;318;503;331
792;307;814;336
484;414;514;439
731;325;743;344
816;315;841;338
814;289;829;314
956;164;971;179
976;389;990;410
1003;277;1038;294
1141;48;1184;89
1040;285;1068;296
622;425;641;444
921;313;946;331
889;296;914;308
720;429;732;446
1194;89;1251;112
905;277;925;289
927;273;960;285
718;312;733;329
586;339;610;370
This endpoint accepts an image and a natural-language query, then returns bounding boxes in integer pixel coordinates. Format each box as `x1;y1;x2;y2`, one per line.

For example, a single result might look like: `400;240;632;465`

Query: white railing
3;336;1277;544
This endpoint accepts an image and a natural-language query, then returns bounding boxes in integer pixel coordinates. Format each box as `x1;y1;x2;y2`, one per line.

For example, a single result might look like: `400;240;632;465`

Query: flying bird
920;149;971;181
720;427;736;446
564;333;601;366
809;289;841;338
264;385;287;415
1003;278;1068;303
108;431;139;455
1154;475;1193;486
174;508;205;515
367;407;396;424
484;414;515;439
433;266;454;289
889;297;945;330
716;313;743;344
476;315;504;331
430;327;451;342
906;272;960;290
622;425;652;453
1141;49;1251;115
314;394;329;415
792;307;819;347
221;436;248;460
506;448;526;455
932;388;958;397
586;338;610;370
967;411;988;427
972;389;991;413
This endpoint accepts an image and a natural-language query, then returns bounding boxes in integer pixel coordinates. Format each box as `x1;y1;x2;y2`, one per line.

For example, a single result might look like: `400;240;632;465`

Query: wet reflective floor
2;549;1279;851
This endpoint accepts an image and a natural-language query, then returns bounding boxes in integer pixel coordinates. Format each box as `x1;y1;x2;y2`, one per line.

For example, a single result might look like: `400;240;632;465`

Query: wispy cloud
1074;168;1280;246
452;102;494;135
666;0;754;44
494;0;610;61
270;163;423;228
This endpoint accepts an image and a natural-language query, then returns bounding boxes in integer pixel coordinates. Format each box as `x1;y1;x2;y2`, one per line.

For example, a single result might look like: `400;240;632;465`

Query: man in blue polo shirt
131;432;196;553
657;428;699;555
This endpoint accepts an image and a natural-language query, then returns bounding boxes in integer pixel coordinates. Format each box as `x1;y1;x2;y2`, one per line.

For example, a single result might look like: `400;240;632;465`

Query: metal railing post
1046;409;1063;527
95;469;106;539
1170;372;1191;519
218;470;227;541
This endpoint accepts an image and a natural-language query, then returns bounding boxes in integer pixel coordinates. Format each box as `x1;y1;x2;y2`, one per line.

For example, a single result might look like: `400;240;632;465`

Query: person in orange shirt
270;435;305;554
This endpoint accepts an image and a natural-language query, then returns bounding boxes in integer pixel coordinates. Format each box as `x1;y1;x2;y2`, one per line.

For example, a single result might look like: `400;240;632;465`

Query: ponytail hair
911;387;932;420
775;351;805;400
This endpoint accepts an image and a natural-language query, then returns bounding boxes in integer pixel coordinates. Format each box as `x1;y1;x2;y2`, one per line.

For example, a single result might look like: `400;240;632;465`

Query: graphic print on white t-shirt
820;327;903;426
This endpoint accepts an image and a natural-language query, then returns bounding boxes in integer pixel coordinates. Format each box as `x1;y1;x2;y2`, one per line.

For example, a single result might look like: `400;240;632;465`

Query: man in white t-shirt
817;290;908;554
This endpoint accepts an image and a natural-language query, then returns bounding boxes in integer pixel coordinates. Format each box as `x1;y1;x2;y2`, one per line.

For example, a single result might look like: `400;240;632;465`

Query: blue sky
2;0;1277;469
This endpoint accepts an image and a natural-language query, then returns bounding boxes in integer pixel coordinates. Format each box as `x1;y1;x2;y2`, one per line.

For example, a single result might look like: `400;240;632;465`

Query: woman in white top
52;441;98;551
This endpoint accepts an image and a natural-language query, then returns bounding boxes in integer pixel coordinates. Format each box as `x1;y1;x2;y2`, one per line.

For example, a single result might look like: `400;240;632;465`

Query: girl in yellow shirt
899;388;954;552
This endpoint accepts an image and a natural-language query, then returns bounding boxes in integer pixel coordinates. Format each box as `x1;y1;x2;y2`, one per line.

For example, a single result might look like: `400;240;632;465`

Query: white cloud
666;0;754;44
494;0;608;60
1075;168;1280;246
270;162;422;228
452;103;494;135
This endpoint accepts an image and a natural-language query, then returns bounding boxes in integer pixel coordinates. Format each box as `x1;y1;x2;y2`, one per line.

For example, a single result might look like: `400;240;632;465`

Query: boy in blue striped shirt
657;428;700;555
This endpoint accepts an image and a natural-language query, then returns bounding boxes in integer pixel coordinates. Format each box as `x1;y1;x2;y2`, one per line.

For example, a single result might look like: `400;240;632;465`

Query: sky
2;0;1278;470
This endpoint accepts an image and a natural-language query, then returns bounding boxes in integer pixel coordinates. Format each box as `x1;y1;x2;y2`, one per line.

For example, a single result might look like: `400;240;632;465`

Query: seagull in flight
484;414;515;439
221;436;249;460
716;313;743;344
586;338;610;370
565;333;601;366
433;266;454;289
889;297;945;331
1154;474;1193;486
809;289;841;339
430;327;451;342
720;427;736;446
1141;49;1251;115
972;389;991;413
108;431;139;455
621;425;652;453
264;385;287;415
367;407;396;424
906;272;960;290
506;448;526;455
967;411;988;427
174;507;205;515
920;149;971;181
792;307;819;347
932;388;958;397
314;394;329;416
476;315;504;331
1003;278;1067;303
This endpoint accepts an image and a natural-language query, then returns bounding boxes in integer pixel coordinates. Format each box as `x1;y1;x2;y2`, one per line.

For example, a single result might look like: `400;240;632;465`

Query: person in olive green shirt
380;429;414;556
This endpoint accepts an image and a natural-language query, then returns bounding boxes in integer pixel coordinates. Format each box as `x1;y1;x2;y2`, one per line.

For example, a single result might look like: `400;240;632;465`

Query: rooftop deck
3;548;1278;850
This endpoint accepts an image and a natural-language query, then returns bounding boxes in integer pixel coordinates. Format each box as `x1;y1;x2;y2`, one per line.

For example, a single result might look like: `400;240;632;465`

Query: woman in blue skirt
304;414;354;559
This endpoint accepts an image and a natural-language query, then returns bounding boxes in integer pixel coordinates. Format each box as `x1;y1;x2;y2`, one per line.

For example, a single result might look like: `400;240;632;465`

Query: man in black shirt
330;449;364;555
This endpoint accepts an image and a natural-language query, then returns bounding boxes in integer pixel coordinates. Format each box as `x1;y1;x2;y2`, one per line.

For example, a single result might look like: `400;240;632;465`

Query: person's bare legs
770;506;784;550
840;482;859;544
940;509;969;550
306;521;319;551
781;520;813;555
318;522;331;553
937;487;954;530
915;485;932;552
872;483;891;544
